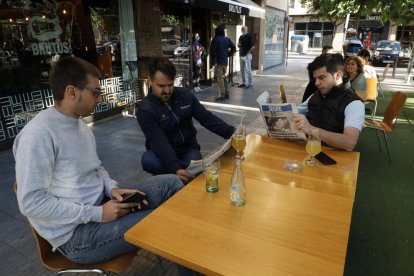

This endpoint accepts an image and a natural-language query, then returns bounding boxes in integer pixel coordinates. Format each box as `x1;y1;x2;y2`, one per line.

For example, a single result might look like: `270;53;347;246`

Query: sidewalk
1;51;413;275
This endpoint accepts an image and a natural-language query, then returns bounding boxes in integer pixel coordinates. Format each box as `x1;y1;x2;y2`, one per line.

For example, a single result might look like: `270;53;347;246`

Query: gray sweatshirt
13;107;118;249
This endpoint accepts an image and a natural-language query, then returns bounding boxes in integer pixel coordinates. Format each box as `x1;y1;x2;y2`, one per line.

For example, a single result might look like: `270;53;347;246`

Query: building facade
288;0;398;52
0;0;288;149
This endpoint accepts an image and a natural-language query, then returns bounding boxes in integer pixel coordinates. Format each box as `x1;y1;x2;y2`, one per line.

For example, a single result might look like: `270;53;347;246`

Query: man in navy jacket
210;24;236;101
137;57;234;182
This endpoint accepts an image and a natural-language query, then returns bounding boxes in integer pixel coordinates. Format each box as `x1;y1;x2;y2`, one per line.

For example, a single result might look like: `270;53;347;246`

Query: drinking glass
305;134;321;166
202;158;220;193
232;124;246;160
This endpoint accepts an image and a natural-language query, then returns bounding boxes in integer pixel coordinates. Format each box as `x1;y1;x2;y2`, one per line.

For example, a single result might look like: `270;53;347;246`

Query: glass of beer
202;158;220;193
305;134;321;166
232;123;246;160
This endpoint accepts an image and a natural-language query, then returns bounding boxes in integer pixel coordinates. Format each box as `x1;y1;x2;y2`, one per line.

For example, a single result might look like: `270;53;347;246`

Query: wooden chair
357;77;378;118
279;84;287;103
363;91;407;164
13;182;137;275
377;64;390;97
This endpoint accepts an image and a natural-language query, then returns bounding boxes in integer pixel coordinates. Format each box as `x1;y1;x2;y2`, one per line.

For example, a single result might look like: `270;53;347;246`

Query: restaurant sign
229;4;242;14
24;0;72;56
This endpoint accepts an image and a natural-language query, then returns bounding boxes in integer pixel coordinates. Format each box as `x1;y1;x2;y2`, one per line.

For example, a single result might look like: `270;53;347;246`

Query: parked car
162;39;181;54
174;40;190;57
372;40;404;66
0;50;19;68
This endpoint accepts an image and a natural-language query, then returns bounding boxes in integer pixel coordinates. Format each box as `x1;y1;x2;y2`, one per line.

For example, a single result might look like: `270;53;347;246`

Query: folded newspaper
257;91;306;141
186;138;232;175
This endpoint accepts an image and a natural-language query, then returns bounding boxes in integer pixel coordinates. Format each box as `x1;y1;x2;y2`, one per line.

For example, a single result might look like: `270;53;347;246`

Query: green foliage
163;15;184;27
301;0;384;28
379;0;414;25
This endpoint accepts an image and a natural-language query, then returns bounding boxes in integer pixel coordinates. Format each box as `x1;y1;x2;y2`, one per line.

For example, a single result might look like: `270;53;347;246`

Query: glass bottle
230;156;246;206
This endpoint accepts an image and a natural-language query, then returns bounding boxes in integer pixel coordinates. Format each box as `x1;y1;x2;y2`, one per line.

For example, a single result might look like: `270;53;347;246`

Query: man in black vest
293;54;364;151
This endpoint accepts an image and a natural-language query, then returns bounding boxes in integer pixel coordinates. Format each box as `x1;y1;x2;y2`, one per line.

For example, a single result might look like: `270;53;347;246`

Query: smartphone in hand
122;191;148;204
315;152;337;165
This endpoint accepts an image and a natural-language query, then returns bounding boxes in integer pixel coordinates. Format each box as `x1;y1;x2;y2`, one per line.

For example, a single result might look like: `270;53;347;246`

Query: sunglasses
82;87;102;97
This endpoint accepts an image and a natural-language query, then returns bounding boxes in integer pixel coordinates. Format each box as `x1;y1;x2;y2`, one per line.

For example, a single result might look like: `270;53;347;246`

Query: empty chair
13;182;138;275
279;84;287;103
363;91;407;163
377;64;390;97
357;77;378;118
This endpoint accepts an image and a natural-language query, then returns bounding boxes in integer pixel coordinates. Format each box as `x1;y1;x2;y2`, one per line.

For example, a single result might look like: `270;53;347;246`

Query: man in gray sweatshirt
13;56;183;264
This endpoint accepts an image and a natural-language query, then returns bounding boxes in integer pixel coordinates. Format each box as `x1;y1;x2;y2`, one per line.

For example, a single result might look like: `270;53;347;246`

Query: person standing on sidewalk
343;28;363;58
210;25;236;101
192;33;204;93
237;26;255;88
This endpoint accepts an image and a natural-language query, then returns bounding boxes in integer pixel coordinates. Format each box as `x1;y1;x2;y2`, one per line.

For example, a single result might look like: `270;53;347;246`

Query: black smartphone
122;192;147;204
315;152;337;165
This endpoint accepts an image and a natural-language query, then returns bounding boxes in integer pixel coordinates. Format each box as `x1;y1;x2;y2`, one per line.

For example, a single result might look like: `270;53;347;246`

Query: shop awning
193;0;265;19
218;0;265;19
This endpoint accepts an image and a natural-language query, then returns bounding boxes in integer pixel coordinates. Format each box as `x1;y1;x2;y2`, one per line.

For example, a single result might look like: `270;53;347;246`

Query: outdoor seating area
1;51;414;275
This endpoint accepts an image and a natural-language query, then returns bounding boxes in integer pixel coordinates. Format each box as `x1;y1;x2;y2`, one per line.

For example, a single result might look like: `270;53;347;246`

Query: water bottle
230;156;246;206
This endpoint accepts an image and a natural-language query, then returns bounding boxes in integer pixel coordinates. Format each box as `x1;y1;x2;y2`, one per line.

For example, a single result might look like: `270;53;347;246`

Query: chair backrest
279;84;287;103
382;91;408;131
365;78;378;102
379;64;390;82
125;61;138;72
13;182;137;273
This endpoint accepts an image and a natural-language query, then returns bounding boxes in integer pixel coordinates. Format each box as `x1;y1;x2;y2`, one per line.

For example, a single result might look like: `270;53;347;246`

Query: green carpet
345;92;414;275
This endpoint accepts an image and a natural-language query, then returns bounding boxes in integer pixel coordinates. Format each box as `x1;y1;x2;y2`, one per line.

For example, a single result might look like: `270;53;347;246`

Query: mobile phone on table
122;191;147;204
315;152;337;165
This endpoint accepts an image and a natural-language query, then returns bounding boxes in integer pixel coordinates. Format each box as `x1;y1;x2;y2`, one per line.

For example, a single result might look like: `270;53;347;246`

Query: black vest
306;82;362;133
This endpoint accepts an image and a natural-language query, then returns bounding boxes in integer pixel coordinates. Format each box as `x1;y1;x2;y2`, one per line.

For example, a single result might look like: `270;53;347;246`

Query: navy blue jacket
137;87;235;174
210;35;236;66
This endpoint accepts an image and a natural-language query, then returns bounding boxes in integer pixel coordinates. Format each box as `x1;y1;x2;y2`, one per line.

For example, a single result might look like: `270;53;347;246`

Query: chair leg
375;130;382;152
377;82;384;97
382;132;391;164
371;100;378;118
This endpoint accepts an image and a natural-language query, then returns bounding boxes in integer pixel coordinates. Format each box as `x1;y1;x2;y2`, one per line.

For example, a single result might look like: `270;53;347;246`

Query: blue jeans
57;174;183;264
141;147;202;175
240;53;252;86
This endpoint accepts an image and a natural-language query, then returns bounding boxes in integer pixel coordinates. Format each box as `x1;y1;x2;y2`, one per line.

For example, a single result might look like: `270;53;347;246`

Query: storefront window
293;22;333;48
160;12;191;87
0;0;139;148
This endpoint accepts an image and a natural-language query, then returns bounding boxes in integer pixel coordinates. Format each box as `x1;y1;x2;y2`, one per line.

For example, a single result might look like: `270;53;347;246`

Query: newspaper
186;138;232;175
257;91;306;141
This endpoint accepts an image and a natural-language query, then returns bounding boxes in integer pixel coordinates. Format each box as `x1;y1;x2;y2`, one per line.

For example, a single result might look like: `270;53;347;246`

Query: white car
162;39;181;54
174;41;190;57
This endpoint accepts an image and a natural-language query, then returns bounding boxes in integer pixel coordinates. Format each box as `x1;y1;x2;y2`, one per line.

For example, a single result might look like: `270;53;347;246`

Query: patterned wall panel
0;77;140;145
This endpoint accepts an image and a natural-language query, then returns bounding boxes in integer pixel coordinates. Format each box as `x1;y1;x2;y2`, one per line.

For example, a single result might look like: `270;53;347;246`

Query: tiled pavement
1;51;413;275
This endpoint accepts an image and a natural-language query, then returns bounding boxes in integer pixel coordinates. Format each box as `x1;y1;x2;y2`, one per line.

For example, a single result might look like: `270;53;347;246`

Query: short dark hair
215;25;225;36
357;48;371;61
308;53;344;75
49;56;100;101
148;57;176;81
322;45;333;51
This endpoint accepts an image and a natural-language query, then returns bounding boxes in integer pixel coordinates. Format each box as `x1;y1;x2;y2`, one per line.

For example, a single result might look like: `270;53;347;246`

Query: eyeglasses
82;87;102;98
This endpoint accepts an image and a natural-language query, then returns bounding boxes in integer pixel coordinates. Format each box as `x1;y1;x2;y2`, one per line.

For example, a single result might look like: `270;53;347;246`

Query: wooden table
125;134;360;275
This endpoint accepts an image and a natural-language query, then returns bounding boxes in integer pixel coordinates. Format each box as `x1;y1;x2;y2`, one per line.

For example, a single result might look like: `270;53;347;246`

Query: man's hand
176;169;194;182
111;188;138;202
102;200;138;223
293;114;313;135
